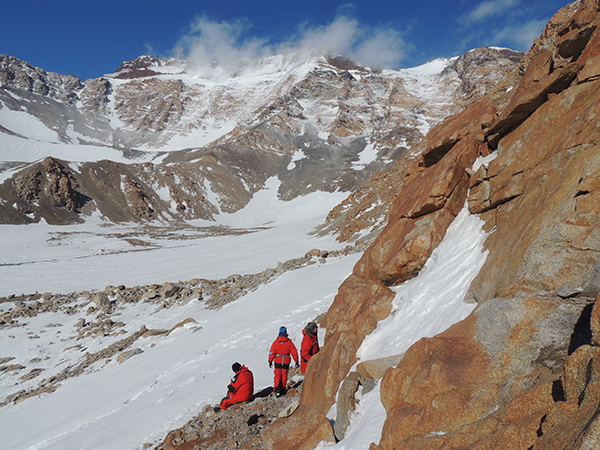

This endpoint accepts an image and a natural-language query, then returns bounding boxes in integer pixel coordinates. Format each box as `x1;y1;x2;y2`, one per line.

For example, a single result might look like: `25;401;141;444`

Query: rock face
279;1;600;449
0;48;522;227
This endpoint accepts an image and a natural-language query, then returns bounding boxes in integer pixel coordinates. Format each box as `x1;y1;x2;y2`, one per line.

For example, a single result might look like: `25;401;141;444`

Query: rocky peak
0;54;82;104
442;46;525;104
114;55;167;79
323;53;368;72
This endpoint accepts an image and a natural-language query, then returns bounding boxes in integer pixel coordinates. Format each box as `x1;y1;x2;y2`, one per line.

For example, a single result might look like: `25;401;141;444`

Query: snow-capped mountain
0;48;522;231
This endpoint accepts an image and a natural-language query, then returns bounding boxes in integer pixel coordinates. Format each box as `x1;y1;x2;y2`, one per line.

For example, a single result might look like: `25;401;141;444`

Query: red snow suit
220;365;254;410
300;329;320;373
268;336;299;394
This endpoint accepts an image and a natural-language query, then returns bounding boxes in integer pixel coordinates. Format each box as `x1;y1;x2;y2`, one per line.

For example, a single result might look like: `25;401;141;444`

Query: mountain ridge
0;47;523;233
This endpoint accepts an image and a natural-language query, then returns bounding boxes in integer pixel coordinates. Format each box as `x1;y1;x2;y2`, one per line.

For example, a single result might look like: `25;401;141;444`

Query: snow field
0;244;360;450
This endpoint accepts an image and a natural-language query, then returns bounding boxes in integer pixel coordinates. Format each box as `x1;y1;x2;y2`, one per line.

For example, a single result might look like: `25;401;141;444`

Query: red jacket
269;336;299;366
300;329;320;373
228;365;254;402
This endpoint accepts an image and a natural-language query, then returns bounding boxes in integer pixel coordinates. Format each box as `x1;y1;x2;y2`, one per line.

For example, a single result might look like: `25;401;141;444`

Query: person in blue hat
268;326;299;397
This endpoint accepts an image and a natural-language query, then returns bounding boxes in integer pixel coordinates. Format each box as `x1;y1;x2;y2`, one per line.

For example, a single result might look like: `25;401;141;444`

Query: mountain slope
0;48;522;228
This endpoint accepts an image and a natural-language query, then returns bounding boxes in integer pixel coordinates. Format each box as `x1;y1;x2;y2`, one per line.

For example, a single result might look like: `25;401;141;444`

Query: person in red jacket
268;326;299;397
220;362;254;410
300;321;320;374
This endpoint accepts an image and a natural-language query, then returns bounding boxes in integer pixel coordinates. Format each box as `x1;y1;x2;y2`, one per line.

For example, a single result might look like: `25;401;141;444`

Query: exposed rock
43;157;82;212
333;371;361;440
91;292;110;309
301;276;394;414
278;400;300;418
167;318;197;335
260;404;335;450
117;348;143;364
466;72;600;303
0;54;82;104
356;354;404;380
374;296;589;449
592;294;600;345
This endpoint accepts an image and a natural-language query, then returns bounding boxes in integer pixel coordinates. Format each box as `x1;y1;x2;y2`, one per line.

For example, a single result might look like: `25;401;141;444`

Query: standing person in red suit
300;321;320;374
268;326;299;397
220;362;254;410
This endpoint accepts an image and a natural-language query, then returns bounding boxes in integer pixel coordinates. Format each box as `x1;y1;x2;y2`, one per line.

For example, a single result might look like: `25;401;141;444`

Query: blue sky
2;0;568;80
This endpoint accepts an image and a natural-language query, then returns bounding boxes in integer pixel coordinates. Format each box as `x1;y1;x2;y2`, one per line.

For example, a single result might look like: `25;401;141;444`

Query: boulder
355;136;477;286
356;354;404;380
117;348;143;364
300;330;362;415
161;283;182;298
162;428;227;450
278;400;299;418
91;292;110;309
376;295;590;449
333;371;361;441
261;404;335;450
167;318;196;335
301;275;394;414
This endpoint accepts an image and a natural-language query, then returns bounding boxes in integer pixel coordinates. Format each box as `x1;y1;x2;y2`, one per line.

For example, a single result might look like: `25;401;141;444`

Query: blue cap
279;326;287;336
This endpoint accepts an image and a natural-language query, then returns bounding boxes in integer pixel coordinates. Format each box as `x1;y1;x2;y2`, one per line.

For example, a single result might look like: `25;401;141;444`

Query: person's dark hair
232;362;242;372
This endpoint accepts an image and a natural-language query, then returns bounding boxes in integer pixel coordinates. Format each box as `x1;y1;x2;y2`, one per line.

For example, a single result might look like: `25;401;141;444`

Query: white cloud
284;17;407;68
173;16;271;69
172;15;407;73
459;0;520;25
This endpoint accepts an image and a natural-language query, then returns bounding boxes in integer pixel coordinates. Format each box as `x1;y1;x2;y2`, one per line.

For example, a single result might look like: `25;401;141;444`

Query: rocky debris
0;245;355;408
0;245;356;327
0;324;149;407
154;385;306;450
167;318;197;335
0;363;24;374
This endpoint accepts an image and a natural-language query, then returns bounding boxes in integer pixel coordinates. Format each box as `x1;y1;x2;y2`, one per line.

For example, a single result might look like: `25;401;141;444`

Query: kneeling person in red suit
220;362;254;410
